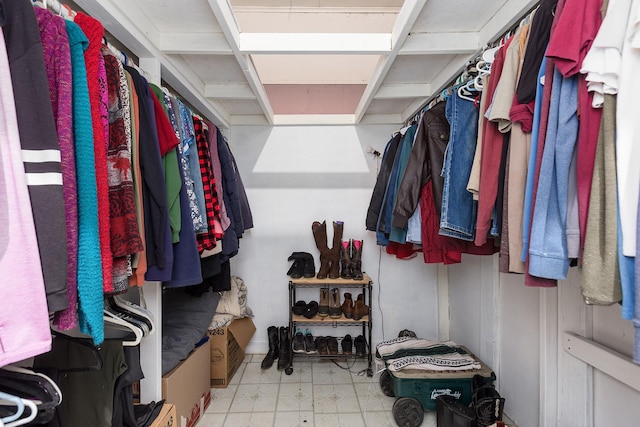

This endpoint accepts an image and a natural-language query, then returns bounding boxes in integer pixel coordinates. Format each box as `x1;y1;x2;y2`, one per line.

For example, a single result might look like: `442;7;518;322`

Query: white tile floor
198;354;438;427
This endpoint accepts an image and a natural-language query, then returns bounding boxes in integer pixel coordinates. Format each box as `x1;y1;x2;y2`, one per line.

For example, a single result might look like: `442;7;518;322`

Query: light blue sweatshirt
528;68;579;280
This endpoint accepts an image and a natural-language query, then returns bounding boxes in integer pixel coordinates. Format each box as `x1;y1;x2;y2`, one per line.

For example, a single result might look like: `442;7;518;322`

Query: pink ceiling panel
264;84;366;114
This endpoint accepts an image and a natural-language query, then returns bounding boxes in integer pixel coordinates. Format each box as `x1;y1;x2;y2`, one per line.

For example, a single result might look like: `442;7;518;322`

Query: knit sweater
35;7;78;330
63;20;104;344
75;12;114;294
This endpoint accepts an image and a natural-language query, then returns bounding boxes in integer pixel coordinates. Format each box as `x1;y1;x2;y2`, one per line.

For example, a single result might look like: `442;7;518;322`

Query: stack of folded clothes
376;337;481;372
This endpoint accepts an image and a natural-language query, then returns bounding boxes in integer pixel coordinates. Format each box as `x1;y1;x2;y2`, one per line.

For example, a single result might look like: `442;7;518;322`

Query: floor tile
229;362;248;386
241;361;283;384
311;360;354;384
223;412;275;427
281;362;313;383
313;383;360;414
229;383;279;413
207;384;238;413
277;382;313;412
353;382;395;412
273;411;315;427
314;412;365;427
198;413;226;427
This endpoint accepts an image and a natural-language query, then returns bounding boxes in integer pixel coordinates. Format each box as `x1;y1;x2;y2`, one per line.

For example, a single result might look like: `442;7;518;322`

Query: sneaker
341;334;353;354
316;336;328;355
292;329;306;354
304;329;317;354
354;335;366;357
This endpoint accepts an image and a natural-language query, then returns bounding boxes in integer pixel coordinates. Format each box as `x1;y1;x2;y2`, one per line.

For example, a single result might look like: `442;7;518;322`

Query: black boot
286;258;305;279
351;239;363;280
287;252;316;278
473;383;505;426
277;326;291;371
261;326;279;369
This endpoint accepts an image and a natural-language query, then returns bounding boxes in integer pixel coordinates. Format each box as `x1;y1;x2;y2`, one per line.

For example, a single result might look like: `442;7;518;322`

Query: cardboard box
162;341;211;427
149;403;176;427
207;317;256;388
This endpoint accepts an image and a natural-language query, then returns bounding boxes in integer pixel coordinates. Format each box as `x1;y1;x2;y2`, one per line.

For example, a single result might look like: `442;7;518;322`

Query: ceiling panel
233;10;399;33
230;0;404;8
251;55;382;84
177;54;248;84
131;0;222;33
384;55;457;84
412;0;508;33
366;98;415;115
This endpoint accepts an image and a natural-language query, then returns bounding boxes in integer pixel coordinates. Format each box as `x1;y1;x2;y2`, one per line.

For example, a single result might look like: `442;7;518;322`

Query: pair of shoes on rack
342;334;353;354
315;336;339;355
339;239;364;280
319;287;343;318
292;300;319;319
293;329;318;355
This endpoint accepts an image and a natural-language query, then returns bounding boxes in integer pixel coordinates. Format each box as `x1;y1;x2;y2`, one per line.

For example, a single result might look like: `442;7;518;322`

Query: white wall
229;124;441;354
449;254;640;427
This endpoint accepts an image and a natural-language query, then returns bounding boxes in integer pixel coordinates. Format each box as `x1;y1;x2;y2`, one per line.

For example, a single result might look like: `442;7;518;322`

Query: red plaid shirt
194;117;222;252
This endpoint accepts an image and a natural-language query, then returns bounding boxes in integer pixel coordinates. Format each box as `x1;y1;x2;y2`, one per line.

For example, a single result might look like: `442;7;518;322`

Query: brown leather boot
329;288;342;318
341;292;354;318
353;293;369;320
318;287;330;317
351;239;363;280
312;221;331;279
328;221;343;279
340;239;352;278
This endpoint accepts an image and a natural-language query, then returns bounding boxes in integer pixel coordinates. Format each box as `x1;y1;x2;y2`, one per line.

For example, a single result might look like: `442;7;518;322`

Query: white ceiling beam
205;84;256;99
159;32;232;55
360;113;404;125
73;0;231;130
354;0;429;124
374;83;431;99
229;115;271;126
207;0;274;124
400;32;479;55
239;33;391;55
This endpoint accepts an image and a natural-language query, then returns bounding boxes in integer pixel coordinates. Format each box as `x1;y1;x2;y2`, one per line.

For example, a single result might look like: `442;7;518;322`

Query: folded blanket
376;337;465;360
387;353;481;372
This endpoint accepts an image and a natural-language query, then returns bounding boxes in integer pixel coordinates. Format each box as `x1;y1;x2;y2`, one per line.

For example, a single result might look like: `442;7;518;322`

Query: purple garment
98;54;110;150
35;8;78;329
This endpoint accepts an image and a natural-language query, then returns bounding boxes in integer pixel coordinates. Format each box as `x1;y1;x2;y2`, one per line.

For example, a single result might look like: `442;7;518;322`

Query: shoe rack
288;274;373;377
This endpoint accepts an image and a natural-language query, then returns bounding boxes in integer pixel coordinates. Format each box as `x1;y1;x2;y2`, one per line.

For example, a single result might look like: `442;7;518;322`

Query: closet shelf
291;314;370;325
289;274;372;287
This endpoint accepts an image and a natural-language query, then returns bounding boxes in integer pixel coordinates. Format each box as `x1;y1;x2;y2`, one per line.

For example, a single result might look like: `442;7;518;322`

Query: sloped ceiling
74;0;539;129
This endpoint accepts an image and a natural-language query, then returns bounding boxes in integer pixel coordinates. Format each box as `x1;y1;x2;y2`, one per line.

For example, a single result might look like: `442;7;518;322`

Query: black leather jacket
392;101;450;228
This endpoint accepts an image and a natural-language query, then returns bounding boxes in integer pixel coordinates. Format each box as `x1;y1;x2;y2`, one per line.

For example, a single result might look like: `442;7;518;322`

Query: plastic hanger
4;399;37;427
104;310;143;346
0;391;24;424
457;84;477;102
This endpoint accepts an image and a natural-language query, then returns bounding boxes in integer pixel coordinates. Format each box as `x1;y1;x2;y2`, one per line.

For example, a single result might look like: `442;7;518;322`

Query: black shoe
304;329;317;354
304;301;319;319
341;334;353;354
474;385;505;426
292;329;306;354
288;252;316;278
354;335;366;357
277;326;291;371
292;300;307;316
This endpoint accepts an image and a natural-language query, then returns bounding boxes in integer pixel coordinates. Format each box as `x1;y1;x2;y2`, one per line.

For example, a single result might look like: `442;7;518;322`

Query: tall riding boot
328;221;343;279
312;221;331;279
351;239;363;280
261;326;279;369
277;326;291;371
340;240;352;279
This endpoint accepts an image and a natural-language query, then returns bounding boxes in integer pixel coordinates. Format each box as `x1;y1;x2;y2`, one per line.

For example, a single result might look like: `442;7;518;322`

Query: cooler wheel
392;397;424;427
379;370;395;397
285;366;293;375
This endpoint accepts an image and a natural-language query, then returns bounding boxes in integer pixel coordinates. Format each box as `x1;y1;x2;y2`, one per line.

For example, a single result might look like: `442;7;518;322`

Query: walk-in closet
1;0;639;426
